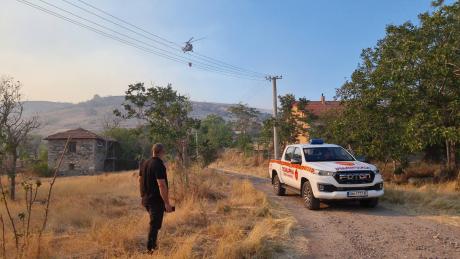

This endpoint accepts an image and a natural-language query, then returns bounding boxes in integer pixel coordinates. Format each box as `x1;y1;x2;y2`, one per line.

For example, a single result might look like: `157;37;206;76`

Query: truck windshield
303;147;355;162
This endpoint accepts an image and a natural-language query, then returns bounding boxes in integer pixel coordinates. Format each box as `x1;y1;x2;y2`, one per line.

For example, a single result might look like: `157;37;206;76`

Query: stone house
44;128;117;175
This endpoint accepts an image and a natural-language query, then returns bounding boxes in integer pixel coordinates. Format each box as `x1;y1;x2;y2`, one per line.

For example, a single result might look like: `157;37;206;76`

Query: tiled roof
293;100;342;116
305;101;341;116
44;128;114;141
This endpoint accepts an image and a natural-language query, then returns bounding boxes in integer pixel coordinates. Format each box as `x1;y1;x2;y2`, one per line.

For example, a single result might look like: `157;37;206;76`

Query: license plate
347;190;368;197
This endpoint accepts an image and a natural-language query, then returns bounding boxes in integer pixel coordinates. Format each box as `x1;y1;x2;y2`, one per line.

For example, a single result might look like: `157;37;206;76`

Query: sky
0;0;445;109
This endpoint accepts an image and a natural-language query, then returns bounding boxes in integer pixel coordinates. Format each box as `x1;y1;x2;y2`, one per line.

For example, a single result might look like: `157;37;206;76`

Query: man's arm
157;179;173;212
139;160;145;197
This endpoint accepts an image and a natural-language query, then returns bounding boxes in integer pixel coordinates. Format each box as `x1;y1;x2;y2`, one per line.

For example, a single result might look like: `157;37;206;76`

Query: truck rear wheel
360;198;379;208
273;174;286;196
302;181;320;210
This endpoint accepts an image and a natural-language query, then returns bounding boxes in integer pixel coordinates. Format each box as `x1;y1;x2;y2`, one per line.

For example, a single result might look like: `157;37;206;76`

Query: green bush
198;140;218;167
32;162;53;177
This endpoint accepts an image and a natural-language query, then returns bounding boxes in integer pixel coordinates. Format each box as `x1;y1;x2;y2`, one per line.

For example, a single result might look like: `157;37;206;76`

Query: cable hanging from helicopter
183;37;205;67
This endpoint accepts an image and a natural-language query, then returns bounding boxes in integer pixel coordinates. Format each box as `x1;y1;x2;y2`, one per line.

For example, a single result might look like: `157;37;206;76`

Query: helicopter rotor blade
190;37;205;43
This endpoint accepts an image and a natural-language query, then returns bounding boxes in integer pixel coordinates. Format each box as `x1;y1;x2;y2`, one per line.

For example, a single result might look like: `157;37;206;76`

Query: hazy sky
0;0;443;108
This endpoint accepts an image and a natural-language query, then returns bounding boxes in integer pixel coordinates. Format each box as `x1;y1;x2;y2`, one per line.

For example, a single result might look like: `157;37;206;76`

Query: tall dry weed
382;182;460;216
1;167;293;258
210;149;269;178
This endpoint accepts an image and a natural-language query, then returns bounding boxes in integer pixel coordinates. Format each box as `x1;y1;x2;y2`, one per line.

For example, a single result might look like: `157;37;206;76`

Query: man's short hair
152;143;165;156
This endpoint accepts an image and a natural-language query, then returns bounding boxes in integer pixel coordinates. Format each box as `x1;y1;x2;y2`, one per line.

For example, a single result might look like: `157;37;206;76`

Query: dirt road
213;169;460;259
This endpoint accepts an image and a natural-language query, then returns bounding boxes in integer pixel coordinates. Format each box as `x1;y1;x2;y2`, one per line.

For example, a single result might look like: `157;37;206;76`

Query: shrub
32;162;53;177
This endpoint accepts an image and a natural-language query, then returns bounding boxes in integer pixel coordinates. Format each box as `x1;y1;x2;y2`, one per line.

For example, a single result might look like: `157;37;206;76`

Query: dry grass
381;181;460;226
210;149;268;178
213;150;460;227
0;166;295;258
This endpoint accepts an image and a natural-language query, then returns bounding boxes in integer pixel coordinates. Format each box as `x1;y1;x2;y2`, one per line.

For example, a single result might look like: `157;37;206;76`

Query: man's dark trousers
140;156;168;251
146;201;165;250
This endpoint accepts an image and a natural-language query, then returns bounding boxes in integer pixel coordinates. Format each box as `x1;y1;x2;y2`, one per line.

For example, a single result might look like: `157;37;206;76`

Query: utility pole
266;75;282;160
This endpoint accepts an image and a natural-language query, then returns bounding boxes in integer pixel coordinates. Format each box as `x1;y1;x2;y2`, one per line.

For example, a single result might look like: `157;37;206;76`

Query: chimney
320;93;325;104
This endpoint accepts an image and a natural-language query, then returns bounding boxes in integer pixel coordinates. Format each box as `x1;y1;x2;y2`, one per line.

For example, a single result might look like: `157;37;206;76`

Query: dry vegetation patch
1;168;294;258
212;150;460;227
381;181;460;226
210;149;268;178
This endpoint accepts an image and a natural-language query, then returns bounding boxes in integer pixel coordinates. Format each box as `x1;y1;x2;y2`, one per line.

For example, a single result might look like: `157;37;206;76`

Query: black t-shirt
139;157;168;205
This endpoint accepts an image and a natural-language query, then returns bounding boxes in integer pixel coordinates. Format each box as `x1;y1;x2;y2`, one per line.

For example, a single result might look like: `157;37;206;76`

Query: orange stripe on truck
270;159;316;173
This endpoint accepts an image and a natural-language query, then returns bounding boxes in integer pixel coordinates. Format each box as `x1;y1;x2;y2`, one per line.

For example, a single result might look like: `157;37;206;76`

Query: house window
68;142;77;153
68;163;75;170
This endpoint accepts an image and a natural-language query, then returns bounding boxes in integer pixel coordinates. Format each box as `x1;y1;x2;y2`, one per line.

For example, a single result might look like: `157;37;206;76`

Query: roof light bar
310;139;324;145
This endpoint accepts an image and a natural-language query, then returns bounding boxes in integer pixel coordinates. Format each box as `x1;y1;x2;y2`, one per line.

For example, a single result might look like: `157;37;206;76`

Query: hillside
24;95;270;136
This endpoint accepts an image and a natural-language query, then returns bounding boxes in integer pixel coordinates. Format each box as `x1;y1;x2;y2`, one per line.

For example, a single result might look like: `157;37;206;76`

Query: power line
16;0;282;156
71;0;268;78
34;0;264;79
20;0;263;79
193;66;266;81
189;52;267;78
75;0;180;47
15;0;265;80
60;0;182;52
16;0;182;63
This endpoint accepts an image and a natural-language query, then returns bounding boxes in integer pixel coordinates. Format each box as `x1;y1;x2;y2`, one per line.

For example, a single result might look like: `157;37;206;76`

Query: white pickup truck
268;139;384;210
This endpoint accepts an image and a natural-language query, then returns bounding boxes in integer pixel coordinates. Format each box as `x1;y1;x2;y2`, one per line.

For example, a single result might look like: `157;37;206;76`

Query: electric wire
60;0;183;52
75;0;180;47
72;0;267;78
15;0;265;81
35;0;263;79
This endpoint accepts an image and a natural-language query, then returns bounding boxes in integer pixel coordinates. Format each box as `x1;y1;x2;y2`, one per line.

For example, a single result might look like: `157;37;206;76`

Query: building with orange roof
293;94;341;143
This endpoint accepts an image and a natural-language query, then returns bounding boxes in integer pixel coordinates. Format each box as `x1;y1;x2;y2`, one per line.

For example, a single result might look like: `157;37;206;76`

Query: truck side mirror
290;158;301;165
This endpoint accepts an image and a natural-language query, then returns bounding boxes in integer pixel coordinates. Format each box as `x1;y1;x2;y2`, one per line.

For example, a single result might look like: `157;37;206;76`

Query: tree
0;76;40;199
199;114;233;150
259;94;313;152
310;109;346;146
228;103;261;153
196;139;217;167
114;83;198;178
332;1;460;171
19;134;42;160
101;112;122;131
103;127;150;168
227;103;261;135
406;1;460;169
192;114;233;166
258;117;274;154
277;94;312;148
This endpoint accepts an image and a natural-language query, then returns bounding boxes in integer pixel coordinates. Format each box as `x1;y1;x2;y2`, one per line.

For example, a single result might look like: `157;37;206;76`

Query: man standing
139;143;174;252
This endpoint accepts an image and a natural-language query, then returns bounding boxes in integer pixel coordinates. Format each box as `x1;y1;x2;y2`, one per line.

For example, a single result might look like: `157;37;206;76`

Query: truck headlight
374;169;380;174
318;170;335;176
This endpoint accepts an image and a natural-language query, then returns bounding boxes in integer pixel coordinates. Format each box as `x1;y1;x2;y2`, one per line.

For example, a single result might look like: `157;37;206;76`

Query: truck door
281;146;295;185
291;147;303;189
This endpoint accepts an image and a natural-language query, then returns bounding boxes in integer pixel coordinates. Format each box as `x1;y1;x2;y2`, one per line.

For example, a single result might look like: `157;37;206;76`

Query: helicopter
182;37;205;53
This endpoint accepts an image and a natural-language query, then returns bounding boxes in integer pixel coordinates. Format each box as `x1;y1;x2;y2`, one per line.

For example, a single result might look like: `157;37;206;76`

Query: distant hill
24;95;270;136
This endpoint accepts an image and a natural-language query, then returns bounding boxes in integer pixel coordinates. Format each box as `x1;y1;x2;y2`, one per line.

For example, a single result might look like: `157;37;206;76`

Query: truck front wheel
273;174;286;196
302;181;320;210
